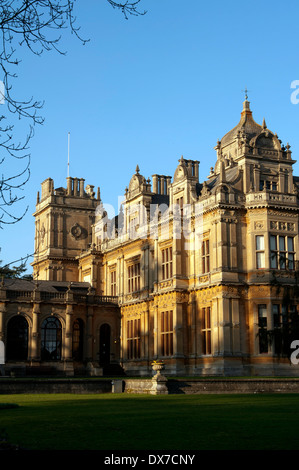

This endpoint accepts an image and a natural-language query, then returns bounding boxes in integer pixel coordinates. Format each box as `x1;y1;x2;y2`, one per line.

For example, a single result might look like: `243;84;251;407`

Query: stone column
218;295;231;356
188;294;197;360
173;300;184;359
58;212;64;248
211;220;218;271
31;302;40;361
229;218;237;270
121;255;124;299
279;169;285;193
86;306;94;362
142;244;149;294
212;296;219;355
153;303;159;358
117;256;121;297
64;303;73;361
173;238;182;284
231;298;241;355
253;164;260;191
217;215;228;270
144;303;150;363
0;302;6;342
48;212;55;249
149;247;154;292
154;239;158;291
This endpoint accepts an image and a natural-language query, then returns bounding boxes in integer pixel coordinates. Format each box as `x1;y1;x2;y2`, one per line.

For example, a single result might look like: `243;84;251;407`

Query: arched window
41;317;62;361
6;315;28;361
72;319;84;361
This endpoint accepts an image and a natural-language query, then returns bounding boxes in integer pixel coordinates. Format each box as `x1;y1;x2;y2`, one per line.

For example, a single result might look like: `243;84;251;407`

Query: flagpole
67;132;70;177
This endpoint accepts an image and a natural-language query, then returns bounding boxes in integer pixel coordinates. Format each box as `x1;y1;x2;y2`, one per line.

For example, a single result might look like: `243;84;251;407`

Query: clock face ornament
71;223;82;240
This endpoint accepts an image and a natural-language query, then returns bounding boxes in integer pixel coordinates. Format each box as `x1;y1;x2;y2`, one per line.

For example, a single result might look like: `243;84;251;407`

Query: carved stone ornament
254;221;264;230
71;223;82;240
40;224;46;244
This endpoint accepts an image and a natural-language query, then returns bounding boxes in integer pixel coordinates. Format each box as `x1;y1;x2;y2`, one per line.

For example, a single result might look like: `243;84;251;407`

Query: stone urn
152;361;165;375
151;361;168;395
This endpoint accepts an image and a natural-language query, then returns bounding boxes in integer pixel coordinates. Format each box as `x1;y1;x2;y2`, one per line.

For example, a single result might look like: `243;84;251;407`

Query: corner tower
32;176;100;281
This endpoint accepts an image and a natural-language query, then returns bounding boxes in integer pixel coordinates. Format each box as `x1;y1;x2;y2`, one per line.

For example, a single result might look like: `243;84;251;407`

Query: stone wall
166;378;299;394
1;377;299;395
124;378;299;394
0;378;112;394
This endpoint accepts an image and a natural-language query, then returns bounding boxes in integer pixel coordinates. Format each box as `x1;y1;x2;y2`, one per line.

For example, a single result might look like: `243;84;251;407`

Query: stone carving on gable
173;156;187;183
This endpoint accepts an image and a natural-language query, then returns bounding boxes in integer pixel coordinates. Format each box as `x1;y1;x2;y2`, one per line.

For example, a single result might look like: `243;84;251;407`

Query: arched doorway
72;319;84;361
6;315;28;361
99;323;111;366
41;317;62;361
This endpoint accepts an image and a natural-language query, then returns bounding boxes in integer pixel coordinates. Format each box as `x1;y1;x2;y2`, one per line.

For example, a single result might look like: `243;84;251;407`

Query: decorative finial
136;165;140;174
242;87;249;101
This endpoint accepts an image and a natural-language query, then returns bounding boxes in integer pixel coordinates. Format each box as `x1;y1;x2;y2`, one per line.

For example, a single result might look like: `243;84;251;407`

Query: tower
32;176;100;281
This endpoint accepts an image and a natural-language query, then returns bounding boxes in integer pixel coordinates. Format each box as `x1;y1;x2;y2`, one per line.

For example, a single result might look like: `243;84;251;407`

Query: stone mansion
1;96;299;377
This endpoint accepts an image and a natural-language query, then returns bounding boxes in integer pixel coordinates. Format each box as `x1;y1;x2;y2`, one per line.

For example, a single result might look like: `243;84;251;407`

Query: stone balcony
245;190;297;208
0;279;118;305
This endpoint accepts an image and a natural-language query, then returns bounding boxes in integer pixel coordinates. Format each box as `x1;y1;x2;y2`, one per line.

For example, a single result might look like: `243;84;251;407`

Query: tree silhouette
0;0;146;228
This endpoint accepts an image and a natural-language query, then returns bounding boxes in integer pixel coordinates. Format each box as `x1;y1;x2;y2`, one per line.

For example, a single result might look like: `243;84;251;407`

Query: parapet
38;177;100;202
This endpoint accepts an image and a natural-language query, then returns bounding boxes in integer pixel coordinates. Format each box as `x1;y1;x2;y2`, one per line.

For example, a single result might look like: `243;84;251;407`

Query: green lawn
1;393;299;450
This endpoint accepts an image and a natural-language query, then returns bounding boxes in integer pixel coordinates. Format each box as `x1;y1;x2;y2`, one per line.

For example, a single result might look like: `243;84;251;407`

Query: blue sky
1;0;299;272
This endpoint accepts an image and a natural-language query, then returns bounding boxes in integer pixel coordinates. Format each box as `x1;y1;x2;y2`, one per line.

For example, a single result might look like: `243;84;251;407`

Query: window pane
279;254;286;269
257;252;265;269
270;253;277;269
288;237;294;252
258;307;267;328
258;305;267;318
272;305;280;327
256;235;264;250
279;236;285;251
270;235;277;251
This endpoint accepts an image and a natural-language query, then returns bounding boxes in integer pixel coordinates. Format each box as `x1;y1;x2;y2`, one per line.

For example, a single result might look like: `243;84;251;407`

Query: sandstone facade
1;98;299;377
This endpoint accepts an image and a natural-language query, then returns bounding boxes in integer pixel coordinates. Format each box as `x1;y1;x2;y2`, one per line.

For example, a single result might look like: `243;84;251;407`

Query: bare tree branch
0;1;146;228
106;1;146;19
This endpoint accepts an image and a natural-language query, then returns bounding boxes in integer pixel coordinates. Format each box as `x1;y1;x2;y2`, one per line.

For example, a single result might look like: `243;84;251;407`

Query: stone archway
6;315;28;361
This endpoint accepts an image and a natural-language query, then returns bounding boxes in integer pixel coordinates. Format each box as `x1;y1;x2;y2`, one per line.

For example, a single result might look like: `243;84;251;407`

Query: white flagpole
68;132;70;177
